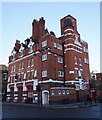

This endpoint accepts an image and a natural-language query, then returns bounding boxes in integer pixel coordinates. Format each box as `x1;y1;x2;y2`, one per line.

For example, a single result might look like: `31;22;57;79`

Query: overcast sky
1;2;100;73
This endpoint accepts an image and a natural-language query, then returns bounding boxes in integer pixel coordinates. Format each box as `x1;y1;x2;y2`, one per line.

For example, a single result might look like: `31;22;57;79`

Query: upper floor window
42;54;47;61
75;35;78;41
31;58;34;66
79;57;82;66
28;72;31;80
31;71;34;79
42;41;47;47
74;56;77;65
58;57;63;63
42;71;47;77
14;65;16;72
57;44;62;50
75;69;78;79
22;62;24;69
28;59;30;67
58;71;64;77
22;73;24;80
18;73;21;81
29;45;33;53
54;42;57;48
84;58;89;64
84;47;88;53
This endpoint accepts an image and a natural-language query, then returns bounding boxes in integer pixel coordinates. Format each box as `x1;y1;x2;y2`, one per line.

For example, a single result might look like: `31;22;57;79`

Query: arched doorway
42;90;49;105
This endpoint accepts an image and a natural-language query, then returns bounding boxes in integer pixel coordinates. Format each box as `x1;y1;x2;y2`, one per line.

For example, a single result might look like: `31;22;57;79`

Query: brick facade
7;15;90;105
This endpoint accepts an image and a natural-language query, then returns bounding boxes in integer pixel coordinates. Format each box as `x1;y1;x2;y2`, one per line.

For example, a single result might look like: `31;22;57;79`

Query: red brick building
6;15;90;105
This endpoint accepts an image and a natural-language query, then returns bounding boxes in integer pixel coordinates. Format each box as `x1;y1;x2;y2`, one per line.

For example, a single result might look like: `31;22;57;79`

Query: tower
60;15;83;82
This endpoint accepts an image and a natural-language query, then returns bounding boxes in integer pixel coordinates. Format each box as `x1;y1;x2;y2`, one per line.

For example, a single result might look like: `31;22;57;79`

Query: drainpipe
62;41;65;87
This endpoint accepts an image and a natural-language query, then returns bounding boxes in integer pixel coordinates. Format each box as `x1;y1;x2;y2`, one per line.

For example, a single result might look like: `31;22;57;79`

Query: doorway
42;90;49;105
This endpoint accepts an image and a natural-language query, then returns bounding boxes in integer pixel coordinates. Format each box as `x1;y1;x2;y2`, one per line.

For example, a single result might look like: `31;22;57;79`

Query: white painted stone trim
65;48;82;54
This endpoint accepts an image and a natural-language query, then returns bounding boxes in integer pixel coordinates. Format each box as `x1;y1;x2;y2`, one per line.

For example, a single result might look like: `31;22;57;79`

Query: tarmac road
1;102;101;119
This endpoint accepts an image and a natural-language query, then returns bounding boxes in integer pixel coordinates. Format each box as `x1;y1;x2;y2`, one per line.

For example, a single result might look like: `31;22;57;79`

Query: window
75;35;78;41
79;57;82;66
42;54;47;61
58;57;63;63
51;90;55;95
84;47;88;53
18;73;20;81
75;69;78;79
54;42;57;48
24;73;26;80
22;62;24;69
21;73;24;80
42;71;47;77
29;45;33;52
86;59;89;64
32;58;34;66
62;90;65;95
84;58;88;64
58;71;64;77
42;41;47;47
14;65;16;72
28;72;31;80
74;56;77;65
58;90;61;95
28;59;30;67
57;44;62;50
32;71;34;79
66;90;69;94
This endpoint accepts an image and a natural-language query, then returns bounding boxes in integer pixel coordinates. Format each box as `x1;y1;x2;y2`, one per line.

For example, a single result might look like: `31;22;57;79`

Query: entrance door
42;90;49;105
27;85;33;103
18;86;23;102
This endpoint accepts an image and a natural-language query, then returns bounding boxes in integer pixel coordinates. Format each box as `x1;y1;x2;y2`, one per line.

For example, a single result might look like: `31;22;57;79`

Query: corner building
7;15;90;105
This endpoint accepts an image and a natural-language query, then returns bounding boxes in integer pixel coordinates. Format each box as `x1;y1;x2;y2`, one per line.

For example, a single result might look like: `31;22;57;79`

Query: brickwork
6;15;90;104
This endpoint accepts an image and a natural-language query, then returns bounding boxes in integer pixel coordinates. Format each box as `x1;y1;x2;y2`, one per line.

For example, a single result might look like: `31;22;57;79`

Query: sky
0;2;100;73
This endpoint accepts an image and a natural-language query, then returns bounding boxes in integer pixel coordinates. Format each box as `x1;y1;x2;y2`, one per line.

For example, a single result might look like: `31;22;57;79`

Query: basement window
51;90;55;95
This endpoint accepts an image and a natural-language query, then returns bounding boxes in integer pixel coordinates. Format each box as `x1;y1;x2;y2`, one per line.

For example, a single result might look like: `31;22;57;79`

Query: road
1;102;101;119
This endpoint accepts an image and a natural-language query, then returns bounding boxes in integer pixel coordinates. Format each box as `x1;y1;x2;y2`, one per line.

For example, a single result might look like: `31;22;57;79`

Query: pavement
2;101;99;109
